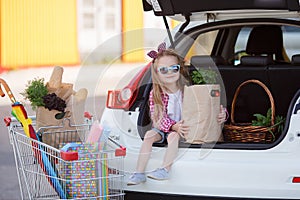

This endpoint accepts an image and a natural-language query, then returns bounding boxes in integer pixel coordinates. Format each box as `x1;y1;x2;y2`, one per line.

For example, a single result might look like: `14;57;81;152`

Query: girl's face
156;55;180;85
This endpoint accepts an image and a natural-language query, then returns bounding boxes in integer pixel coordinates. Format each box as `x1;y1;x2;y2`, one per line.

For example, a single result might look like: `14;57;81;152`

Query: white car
101;0;300;199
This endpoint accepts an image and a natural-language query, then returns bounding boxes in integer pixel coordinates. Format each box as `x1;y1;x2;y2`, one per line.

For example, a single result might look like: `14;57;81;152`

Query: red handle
60;151;79;161
84;111;93;120
115;147;126;157
4;117;11;126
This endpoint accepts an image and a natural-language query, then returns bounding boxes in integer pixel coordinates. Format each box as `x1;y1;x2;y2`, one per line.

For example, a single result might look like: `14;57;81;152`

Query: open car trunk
143;0;300;49
143;0;300;16
97;1;300;199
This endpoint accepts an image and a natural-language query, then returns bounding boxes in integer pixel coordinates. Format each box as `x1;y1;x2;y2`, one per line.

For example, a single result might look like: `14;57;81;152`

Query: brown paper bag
182;84;222;144
36;90;88;147
36;83;74;127
35;66;88;147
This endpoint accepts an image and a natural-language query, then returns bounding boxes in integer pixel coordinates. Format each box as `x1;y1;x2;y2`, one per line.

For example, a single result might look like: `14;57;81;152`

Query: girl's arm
159;116;176;133
149;91;176;132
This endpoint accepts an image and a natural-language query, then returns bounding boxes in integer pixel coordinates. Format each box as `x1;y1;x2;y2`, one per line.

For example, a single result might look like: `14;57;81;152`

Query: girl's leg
136;129;162;172
162;131;180;171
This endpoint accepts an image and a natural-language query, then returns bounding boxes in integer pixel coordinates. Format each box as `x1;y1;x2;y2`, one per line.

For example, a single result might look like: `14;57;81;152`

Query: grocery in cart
1;78;126;200
7;117;126;200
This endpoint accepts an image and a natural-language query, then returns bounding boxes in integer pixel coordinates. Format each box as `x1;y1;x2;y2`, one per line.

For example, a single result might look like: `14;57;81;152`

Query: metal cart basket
6;117;126;200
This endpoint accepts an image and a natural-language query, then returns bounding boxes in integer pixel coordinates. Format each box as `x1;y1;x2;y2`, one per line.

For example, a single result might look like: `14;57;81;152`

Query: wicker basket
223;79;276;143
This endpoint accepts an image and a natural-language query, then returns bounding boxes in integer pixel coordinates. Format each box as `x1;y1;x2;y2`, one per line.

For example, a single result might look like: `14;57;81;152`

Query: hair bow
147;42;166;59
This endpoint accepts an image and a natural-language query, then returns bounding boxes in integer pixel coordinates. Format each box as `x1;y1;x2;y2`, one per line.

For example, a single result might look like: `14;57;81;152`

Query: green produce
22;78;48;110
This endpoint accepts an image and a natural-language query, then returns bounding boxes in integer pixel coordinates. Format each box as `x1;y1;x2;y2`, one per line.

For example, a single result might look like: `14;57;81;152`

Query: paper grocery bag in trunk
182;84;222;144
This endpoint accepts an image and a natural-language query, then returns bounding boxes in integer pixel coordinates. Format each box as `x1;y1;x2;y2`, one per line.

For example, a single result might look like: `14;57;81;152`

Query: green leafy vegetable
274;115;285;133
252;108;272;126
252;108;285;140
191;69;217;84
251;108;284;127
22;78;48;110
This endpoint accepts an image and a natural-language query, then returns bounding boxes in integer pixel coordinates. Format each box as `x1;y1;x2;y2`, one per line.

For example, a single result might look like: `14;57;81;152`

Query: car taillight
106;88;132;109
120;87;132;102
106;62;151;110
292;177;300;183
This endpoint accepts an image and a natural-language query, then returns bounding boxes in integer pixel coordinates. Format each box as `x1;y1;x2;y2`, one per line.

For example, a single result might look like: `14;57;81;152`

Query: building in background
0;0;176;72
77;0;172;63
77;0;122;62
0;0;79;72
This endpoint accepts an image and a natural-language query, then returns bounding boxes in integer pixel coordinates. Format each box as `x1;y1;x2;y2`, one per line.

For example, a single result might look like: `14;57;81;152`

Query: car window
185;30;218;64
234;27;252;65
233;25;300;64
282;25;300;59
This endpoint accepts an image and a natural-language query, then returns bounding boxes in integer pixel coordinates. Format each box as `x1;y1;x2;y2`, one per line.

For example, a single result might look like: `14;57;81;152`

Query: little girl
127;43;227;185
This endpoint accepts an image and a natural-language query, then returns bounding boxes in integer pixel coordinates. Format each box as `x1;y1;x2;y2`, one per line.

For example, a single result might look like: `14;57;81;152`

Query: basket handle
230;79;275;126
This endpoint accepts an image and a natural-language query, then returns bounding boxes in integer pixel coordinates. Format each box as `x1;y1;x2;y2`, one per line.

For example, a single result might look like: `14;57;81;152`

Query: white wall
77;0;177;63
77;0;121;62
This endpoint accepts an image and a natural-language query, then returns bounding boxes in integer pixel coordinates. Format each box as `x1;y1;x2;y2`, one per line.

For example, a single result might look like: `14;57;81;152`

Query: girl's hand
218;105;228;124
172;120;189;137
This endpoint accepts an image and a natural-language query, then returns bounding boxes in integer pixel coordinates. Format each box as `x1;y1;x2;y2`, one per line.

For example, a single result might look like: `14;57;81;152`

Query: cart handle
60;143;80;161
60;141;126;161
108;137;126;157
84;111;92;120
0;78;16;103
4;117;12;126
115;146;126;157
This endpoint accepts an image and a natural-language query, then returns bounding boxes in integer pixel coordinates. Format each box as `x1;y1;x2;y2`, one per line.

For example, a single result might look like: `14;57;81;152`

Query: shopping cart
6;116;126;200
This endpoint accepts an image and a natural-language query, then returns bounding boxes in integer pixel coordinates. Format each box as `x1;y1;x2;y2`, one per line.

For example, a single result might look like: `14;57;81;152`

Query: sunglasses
157;64;180;74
